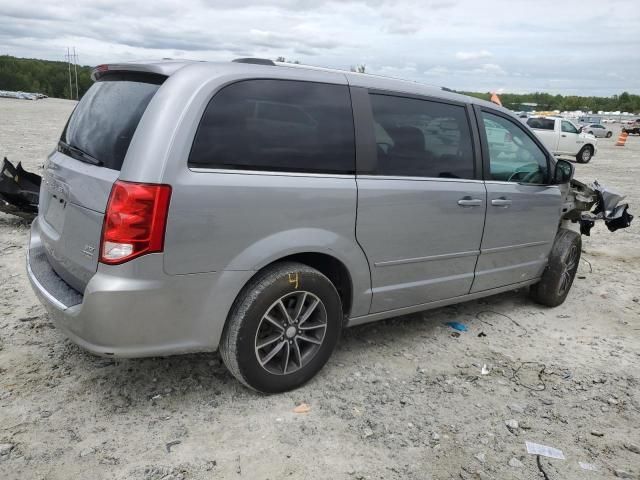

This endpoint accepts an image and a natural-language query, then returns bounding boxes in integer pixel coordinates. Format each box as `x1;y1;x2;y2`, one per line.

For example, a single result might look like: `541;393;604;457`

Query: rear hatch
39;72;164;292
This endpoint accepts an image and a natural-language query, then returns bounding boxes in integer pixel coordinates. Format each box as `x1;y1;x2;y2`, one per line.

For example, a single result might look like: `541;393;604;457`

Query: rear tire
576;145;593;163
220;261;342;393
606;131;612;138
530;229;581;307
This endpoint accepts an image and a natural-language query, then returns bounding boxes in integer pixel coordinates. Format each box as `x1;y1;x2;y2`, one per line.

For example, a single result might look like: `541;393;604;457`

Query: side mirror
552;159;574;184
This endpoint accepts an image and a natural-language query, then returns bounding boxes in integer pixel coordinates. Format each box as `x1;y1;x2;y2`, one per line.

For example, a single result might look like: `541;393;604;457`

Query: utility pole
73;48;79;100
66;47;72;100
64;47;80;100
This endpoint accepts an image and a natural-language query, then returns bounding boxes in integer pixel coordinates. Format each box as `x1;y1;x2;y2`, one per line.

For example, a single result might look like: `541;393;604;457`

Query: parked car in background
27;58;583;392
526;116;597;163
622;119;640;135
582;123;613;138
577;115;602;125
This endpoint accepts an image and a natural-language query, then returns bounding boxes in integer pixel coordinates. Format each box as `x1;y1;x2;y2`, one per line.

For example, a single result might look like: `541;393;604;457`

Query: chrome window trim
189;167;356;179
357;174;484;184
484;180;561;188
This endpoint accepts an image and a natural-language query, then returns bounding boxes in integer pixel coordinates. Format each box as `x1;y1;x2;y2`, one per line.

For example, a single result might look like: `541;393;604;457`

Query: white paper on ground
579;462;598;471
525;441;566;460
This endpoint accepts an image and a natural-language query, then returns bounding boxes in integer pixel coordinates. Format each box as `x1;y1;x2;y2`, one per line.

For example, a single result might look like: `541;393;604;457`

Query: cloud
424;66;449;76
472;63;506;75
455;50;492;61
248;29;342;50
1;0;639;95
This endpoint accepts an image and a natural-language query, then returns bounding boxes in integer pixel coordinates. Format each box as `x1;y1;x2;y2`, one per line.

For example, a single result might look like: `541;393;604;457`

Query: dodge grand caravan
28;58;581;392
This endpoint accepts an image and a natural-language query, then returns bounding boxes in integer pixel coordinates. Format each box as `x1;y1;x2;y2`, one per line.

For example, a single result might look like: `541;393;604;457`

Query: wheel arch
222;228;372;319
262;252;354;317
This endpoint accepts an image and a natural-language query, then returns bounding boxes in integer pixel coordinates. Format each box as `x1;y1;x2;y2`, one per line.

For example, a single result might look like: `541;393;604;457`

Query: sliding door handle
491;198;512;207
457;197;483;207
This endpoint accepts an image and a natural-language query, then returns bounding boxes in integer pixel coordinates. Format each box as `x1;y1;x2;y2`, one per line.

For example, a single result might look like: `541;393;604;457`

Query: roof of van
91;58;508;112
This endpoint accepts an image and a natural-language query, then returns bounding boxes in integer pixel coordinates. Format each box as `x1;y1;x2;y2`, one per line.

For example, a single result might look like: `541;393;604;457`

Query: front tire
576;145;593;163
220;261;342;393
530;229;581;307
606;131;612;138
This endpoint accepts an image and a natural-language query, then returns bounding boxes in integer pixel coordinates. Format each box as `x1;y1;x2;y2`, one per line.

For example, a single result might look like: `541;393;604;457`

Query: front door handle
561;134;567;137
491;197;512;207
457;197;483;207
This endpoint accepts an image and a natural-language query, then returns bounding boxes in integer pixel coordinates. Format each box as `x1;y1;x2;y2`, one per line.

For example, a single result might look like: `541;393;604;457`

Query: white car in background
582;123;613;138
526;116;598;163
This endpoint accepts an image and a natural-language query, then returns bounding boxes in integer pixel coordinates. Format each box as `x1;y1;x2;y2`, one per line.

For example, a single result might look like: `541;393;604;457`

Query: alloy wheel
254;291;328;375
558;244;578;296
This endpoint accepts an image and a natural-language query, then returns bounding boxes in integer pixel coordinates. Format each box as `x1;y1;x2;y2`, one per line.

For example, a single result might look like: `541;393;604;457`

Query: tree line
1;55;638;113
0;55;93;99
460;91;640;114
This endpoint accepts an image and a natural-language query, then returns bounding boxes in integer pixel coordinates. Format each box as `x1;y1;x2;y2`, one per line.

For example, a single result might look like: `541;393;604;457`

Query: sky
1;0;639;96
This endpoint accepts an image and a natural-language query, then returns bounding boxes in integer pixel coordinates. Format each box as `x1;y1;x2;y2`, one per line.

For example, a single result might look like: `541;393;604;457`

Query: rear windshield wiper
58;140;104;166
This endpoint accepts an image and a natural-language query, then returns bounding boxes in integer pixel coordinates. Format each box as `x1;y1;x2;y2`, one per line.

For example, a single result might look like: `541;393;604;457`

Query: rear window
188;79;355;174
526;118;555;130
60;73;163;170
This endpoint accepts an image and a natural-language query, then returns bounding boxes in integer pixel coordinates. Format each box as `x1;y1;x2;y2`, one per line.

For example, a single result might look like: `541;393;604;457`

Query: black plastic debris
579;218;595;236
0;157;41;220
578;180;633;234
604;205;633;232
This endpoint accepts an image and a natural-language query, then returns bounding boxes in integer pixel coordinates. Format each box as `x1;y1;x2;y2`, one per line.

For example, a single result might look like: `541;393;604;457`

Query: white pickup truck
526;116;597;163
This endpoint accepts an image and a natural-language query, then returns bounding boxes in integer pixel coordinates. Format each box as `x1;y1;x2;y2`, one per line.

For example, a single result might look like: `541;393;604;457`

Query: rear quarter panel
163;170;371;317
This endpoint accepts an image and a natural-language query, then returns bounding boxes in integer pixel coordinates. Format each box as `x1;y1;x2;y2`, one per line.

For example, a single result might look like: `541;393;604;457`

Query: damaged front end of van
562;179;633;235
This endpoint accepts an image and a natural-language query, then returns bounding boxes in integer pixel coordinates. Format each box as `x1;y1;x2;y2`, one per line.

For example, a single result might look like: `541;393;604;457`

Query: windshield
60;73;164;170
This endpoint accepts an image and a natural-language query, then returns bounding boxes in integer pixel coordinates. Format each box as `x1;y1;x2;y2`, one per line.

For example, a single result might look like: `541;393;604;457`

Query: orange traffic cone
615;130;629;146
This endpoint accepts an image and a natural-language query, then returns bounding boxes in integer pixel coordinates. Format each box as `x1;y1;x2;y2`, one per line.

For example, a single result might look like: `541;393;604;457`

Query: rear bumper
27;217;253;358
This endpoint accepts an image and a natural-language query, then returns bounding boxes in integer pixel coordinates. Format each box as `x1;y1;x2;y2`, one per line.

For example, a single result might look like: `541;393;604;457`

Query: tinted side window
189;80;354;174
526;118;555;130
481;111;549;184
369;94;474;179
561;121;579;134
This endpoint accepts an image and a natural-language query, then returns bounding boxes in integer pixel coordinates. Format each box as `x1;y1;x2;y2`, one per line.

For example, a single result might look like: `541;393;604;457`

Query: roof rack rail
232;58;276;66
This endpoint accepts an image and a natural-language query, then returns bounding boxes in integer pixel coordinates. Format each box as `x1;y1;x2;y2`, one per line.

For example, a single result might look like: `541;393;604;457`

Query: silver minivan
27;58;579;392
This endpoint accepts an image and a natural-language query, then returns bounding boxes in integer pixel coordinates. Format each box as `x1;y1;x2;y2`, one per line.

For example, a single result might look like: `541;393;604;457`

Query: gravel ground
1;97;639;480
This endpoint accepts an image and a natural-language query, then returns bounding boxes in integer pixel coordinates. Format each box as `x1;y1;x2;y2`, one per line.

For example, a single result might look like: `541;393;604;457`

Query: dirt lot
1;97;639;480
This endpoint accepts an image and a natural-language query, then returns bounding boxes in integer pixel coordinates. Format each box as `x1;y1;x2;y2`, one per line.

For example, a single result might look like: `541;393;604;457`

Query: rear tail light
100;180;172;265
